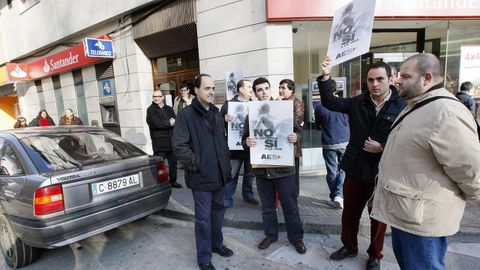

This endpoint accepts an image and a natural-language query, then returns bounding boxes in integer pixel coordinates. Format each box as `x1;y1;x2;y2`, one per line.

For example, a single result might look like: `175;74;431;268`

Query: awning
132;0;198;58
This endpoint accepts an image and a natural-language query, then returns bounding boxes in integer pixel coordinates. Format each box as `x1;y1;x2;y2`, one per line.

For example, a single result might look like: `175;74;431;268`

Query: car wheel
0;215;39;269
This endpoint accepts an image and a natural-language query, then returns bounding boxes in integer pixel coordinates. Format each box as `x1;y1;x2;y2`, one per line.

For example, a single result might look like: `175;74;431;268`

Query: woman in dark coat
29;109;56;126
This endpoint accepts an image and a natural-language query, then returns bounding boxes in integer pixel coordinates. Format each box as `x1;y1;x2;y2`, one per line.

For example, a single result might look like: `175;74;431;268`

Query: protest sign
227;102;248;150
326;0;376;67
248;101;294;167
225;71;243;100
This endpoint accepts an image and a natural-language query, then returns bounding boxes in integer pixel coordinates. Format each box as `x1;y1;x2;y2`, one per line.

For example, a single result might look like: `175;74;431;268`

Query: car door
0;139;32;217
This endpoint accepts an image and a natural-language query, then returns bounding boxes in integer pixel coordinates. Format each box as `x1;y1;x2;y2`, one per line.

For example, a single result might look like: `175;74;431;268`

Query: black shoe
258;237;277;249
198;262;215;270
366;257;380;270
329;246;357;260
171;182;182;188
212;245;234;257
244;198;260;206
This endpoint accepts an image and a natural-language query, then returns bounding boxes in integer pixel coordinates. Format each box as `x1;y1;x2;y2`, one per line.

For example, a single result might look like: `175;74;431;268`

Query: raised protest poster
225;70;243;100
326;0;376;67
459;45;480;97
248;101;294;167
227;102;248;150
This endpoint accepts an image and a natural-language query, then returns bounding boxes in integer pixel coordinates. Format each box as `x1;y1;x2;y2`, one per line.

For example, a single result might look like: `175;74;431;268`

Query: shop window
0;144;25;177
72;69;88;125
35;80;46;110
52;75;64;121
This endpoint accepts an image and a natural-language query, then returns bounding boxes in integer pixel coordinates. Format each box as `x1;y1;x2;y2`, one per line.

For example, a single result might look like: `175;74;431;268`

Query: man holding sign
318;57;405;270
220;79;259;208
242;77;306;255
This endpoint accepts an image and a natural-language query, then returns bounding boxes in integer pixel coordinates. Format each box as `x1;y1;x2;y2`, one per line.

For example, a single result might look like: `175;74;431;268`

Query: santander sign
27;34;110;80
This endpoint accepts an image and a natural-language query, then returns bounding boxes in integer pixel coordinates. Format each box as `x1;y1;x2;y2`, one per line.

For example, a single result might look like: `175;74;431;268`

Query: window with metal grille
95;61;114;80
52;75;64;120
35;80;46;110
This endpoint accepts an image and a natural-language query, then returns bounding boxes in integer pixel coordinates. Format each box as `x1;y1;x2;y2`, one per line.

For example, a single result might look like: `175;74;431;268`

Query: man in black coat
146;89;182;188
456;81;476;115
317;56;406;270
172;74;233;270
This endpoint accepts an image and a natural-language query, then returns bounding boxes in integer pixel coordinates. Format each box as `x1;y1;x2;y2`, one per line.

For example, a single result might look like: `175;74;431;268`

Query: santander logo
10;65;27;78
43;59;50;73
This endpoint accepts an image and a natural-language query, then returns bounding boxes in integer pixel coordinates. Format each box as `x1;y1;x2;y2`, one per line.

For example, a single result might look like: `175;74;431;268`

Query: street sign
84;38;115;58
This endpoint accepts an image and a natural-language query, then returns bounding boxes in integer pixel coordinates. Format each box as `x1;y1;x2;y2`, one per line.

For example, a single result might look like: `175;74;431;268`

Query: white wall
0;0;159;61
196;0;294;98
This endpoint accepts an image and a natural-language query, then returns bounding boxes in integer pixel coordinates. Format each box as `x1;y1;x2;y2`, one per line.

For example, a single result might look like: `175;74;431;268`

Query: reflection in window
0;145;25;176
21;131;145;172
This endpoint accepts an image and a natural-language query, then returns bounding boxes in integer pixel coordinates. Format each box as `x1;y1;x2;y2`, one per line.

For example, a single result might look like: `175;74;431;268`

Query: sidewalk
159;170;480;236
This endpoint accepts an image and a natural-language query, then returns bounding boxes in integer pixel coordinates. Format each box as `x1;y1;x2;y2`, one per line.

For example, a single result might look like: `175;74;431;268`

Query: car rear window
20;131;145;171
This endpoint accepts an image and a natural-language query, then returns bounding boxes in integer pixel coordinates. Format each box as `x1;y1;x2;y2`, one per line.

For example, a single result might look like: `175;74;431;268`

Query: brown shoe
258;237;276;250
245;198;260;206
329;246;357;260
292;241;306;254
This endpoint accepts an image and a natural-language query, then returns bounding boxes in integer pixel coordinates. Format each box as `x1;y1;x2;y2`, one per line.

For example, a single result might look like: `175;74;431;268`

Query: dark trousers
156;151;177;184
192;188;225;264
341;175;387;259
295;157;300;195
256;175;304;243
391;227;448;270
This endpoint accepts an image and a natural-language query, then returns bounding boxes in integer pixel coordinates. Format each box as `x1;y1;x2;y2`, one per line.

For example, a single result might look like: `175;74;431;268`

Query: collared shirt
371;89;392;115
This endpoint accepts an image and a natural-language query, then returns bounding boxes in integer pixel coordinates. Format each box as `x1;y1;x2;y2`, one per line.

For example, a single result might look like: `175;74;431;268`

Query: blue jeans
224;157;254;207
391;227;448;270
322;148;345;201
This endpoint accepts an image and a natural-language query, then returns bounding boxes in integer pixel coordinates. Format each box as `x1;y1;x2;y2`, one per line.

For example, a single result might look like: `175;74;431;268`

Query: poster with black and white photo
459;45;480;97
225;71;243;100
326;0;376;67
227;102;248;150
248;101;294;167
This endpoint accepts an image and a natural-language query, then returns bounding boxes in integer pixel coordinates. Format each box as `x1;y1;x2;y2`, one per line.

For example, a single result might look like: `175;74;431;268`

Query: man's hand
169;118;175;126
321;56;332;80
287;133;297;143
246;137;257;147
363;137;383;153
225;114;234;122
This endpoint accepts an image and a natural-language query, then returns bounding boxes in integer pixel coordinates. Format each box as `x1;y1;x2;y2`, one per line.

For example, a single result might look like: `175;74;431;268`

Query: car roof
0;126;108;139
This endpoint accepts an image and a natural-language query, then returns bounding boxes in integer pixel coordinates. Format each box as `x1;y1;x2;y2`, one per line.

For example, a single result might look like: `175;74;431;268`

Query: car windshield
20;131;145;171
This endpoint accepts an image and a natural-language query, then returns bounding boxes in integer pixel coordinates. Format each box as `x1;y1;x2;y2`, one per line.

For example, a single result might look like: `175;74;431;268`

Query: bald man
371;53;480;270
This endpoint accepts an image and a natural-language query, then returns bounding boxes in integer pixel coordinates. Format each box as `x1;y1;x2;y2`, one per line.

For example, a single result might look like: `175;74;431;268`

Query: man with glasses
146;89;182;188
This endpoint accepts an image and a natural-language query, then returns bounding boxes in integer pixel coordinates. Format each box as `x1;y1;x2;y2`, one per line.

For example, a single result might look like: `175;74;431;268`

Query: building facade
1;0;479;172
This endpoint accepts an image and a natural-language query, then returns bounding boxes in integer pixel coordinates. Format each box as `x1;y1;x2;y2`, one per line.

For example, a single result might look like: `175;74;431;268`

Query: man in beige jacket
371;53;480;270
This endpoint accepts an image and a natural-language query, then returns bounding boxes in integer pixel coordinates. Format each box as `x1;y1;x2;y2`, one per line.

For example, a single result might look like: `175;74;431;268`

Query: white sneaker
333;196;344;209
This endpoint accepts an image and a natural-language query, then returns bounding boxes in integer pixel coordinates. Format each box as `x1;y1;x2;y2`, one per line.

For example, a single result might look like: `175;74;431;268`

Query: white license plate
91;174;140;196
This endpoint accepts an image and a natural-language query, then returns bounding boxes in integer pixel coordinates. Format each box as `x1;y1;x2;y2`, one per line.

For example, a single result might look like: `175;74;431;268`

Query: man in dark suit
172;74;234;270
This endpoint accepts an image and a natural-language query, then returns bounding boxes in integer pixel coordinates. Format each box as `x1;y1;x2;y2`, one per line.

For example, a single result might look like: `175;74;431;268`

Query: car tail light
34;185;65;216
156;161;169;184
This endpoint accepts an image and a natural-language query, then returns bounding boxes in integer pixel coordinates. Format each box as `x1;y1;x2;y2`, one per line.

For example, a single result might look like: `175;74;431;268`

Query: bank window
72;69;88;125
0;144;25;177
52;75;64;121
35;80;46;110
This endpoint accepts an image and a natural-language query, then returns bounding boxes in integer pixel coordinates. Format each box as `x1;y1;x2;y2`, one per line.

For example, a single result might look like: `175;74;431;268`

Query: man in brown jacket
371;53;480;270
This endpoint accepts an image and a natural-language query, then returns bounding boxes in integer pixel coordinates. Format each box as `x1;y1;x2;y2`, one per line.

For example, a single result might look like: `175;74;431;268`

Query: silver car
0;126;171;268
